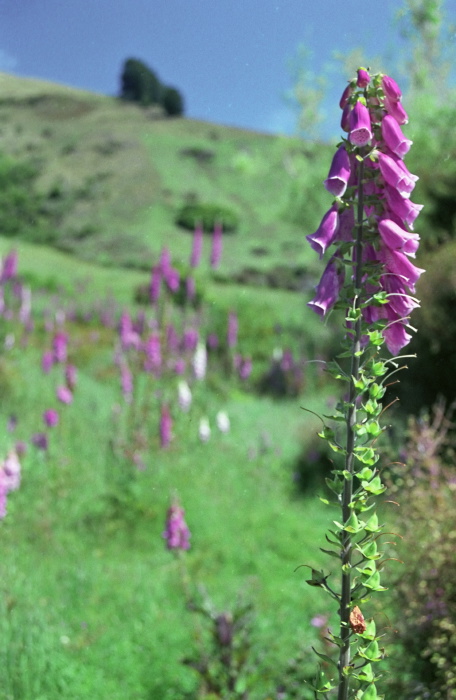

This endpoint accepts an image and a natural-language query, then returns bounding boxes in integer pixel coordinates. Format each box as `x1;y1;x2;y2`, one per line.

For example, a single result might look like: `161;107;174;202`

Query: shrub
162;86;184;116
119;58;161;106
175;203;239;233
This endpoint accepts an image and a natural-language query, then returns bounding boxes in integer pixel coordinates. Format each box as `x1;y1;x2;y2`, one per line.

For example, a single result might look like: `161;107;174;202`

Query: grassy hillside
0;72;331;278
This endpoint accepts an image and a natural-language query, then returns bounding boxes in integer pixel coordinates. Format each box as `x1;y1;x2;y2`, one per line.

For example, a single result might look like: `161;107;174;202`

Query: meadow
0;68;455;699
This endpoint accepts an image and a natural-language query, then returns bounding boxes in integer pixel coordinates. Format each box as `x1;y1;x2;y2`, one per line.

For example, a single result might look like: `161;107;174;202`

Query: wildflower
163;500;191;550
306;204;340;259
348;100;372;146
190;222;204;268
52;331;68;364
160;405;172;448
356;67;370;88
149;265;162;304
1;450;21;492
42;350;54;374
178;380;192;412
57;385;73;405
192;342;207;380
43;409;59;428
198;417;211;442
381;115;412;158
216;411;230;433
120;362;133;402
210;222;223;268
31;432;48;451
0;250;18;283
307;256;345;317
324;146;352;198
65;364;77;391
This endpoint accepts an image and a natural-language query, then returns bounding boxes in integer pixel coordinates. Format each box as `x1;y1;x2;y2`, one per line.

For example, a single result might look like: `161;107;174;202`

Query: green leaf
362;475;386;495
356;467;373;480
344;511;362;533
357;663;375;682
364;513;381;532
311;647;338;669
320;547;341;559
371;361;387;377
357;540;379;560
360;683;378;699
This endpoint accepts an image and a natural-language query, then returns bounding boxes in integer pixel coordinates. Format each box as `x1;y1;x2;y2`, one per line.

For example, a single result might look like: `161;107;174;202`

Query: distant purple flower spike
190;223;204;268
32;432;48;451
57;385;73;405
52;331;68;364
43;409;59;428
163;501;191;550
227;311;238;349
0;251;18;283
149;265;162;304
210;222;223;268
160;405;172;448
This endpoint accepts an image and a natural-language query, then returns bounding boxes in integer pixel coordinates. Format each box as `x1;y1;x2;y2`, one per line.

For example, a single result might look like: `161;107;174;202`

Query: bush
162;86;184;116
119;58;161;106
175;203;239;233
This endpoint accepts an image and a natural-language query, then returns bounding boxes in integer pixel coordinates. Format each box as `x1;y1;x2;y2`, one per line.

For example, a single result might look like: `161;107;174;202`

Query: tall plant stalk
305;69;424;699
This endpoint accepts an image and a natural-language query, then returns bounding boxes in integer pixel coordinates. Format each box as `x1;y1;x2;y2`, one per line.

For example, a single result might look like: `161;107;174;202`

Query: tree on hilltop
120;58;161;106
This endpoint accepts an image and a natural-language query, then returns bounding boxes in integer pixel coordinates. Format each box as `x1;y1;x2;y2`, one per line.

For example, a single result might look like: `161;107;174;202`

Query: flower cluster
307;68;423;355
162;500;191;550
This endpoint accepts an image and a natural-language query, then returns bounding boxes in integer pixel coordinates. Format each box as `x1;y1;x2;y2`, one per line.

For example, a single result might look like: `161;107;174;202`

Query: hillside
0;72;331;279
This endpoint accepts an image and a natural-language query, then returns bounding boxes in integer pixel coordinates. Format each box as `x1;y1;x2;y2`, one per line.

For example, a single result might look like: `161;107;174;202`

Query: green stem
337;156;365;700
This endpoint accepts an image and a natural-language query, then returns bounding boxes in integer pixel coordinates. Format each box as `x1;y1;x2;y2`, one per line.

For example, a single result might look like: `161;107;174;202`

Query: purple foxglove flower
0;250;18;283
348;101;372;147
338;207;355;242
31;432;48;451
340;104;351;132
198;416;211;442
383;97;408;125
57;385;73;405
174;358;186;375
381;274;420;317
166;324;179;353
2;450;21;491
210;222;223;268
379;247;425;293
183;327;199;352
384;186;423;229
159;247;171;275
306;203;339;259
52;331;68;364
65;364;77;391
120;363;133;402
227;311;238;349
165;267;180;293
144;333;161;373
377;152;418;197
382;75;402;102
159;405;172;448
207;333;219;349
190;223;204;268
19;286;31;323
43;409;59;428
186;276;196;301
378;218;420;257
307;256;344;317
162;501;191;550
238;356;252;380
381;115;412;158
149;265;162;304
383;316;412;356
357;68;370;87
178;380;192;412
339;83;354;109
324;146;351;197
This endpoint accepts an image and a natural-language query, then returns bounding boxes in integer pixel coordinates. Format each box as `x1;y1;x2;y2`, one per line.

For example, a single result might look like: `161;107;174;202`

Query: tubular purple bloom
382;75;402;102
210;222;223;268
381;115;412;158
163;501;191;550
57;385;73;405
379;247;425;293
339;83;354;109
307;256;344;317
382;315;412;356
149;265;162;303
306;204;340;258
43;409;59;428
0;251;18;283
324;146;352;197
190;222;204;268
384;186;423;229
377;152;418;197
383;97;409;125
378;218;420;257
357;68;370;88
348;101;372;147
52;331;68;364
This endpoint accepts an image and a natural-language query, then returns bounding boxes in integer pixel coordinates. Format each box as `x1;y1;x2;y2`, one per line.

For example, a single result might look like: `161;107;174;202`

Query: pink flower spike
306;204;339;259
160;405;172;448
356;68;370;88
163;501;191;550
382;115;412;158
210;222;223;269
57;385;73;405
43;409;59;428
190;223;204;268
324;146;351;197
348;101;372;147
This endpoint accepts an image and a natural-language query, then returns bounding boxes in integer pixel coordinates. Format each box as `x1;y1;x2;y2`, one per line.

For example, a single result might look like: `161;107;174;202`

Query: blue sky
0;1;451;138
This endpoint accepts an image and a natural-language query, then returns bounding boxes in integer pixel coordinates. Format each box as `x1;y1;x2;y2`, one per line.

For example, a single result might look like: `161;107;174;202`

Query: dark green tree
119;58;161;106
161;86;184;116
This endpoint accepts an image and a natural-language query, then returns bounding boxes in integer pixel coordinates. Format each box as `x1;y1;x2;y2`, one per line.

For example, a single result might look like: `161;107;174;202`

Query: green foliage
175;202;240;233
162;86;185;116
383;402;456;699
119;57;162;106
